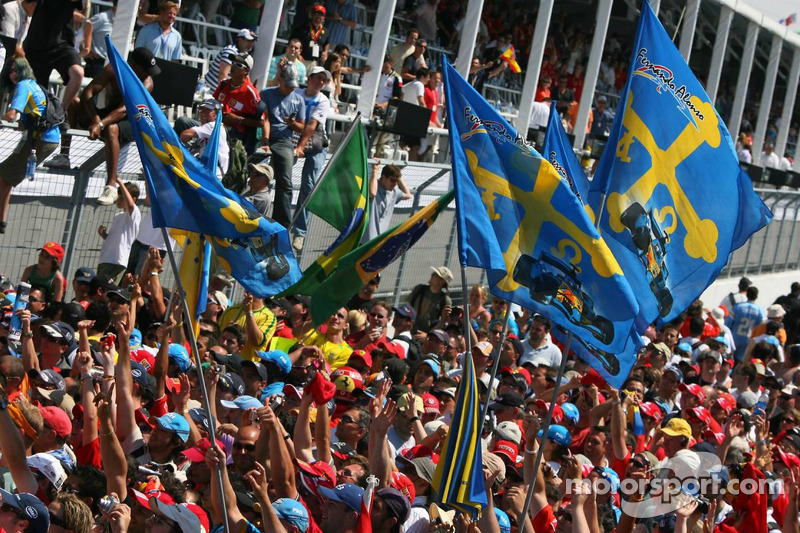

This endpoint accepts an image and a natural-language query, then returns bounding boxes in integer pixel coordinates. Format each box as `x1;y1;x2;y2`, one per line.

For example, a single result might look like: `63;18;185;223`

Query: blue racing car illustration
513;252;615;345
552;324;621;376
619;202;673;318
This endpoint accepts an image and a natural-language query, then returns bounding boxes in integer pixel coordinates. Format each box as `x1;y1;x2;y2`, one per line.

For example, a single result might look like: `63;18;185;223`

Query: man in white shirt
762;142;781;169
97;182;141;284
178;98;230;177
0;0;35;58
375;57;402;110
519;314;562;368
529;96;551;130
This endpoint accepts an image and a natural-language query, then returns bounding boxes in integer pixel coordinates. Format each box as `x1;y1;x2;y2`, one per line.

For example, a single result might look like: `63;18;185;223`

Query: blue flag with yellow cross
106;37;301;298
588;2;772;329
442;58;640;373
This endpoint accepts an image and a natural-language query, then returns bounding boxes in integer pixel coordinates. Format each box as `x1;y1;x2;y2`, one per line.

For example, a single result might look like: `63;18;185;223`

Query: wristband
409;416;420;422
149;271;159;277
98;121;105;131
21;331;33;339
103;375;115;381
0;398;7;411
524;447;536;455
246;312;254;318
283;433;291;440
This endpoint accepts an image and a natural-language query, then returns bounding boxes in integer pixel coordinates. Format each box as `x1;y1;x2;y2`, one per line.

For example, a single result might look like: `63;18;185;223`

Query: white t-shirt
529;101;550;129
99;206;142;266
762;151;781;169
402;80;425;106
377;72;401;105
190;121;230;176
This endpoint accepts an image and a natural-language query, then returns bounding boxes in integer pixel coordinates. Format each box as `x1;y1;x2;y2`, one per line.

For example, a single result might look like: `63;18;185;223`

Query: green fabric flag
306;121;369;231
309;190;455;325
281;121;371;296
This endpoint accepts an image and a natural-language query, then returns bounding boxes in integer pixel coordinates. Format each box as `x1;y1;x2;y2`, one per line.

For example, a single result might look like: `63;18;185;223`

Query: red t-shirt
213;77;261;133
535;87;551;102
423;86;439;123
531;503;557;533
74;437;102;469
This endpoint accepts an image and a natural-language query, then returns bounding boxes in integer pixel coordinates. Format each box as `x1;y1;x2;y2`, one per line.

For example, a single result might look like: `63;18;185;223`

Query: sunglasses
339;468;358;479
339;414;357;424
28;296;42;303
232;62;249;69
233;442;256;452
630;458;648;469
332;312;347;319
784;418;797;424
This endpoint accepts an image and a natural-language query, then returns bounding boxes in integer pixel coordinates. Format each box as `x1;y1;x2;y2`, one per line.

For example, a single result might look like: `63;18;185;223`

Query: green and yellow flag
283;121;370;296
309;190;454;325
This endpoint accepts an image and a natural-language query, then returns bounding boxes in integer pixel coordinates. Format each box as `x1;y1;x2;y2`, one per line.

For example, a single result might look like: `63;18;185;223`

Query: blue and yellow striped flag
432;333;487;516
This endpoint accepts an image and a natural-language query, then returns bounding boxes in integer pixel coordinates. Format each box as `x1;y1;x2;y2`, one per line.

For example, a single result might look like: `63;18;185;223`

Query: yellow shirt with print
301;329;353;370
219;304;277;361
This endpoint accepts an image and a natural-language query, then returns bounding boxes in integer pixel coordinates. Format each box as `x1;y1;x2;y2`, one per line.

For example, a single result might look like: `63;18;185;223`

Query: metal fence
0;123;796;306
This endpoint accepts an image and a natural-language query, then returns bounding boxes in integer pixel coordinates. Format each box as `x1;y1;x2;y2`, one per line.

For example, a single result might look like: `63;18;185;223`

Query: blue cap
592;467;620;493
420;358;441;377
561;402;580;424
663;364;684;382
168;343;191;372
219;395;263;410
711;336;729;347
494;508;511;533
677;342;692;353
318;483;365;513
73;267;96;283
263;381;285;398
154;413;190;443
130;328;142;347
765;335;781;347
538;424;571;447
0;488;49;533
272;498;309;532
188;407;211;432
258;350;291;375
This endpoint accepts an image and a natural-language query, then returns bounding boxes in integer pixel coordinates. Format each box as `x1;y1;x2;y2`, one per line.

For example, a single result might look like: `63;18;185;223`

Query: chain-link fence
1;122;796;306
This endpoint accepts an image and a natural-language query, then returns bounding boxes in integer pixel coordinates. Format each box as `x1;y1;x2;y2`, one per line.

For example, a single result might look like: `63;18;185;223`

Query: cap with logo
318;483;365;513
281;62;299;88
537;424;572;447
257;349;291;375
129;47;161;77
198;98;221;111
41;322;75;345
149;498;210;533
307;65;331;80
236;28;257;41
153;413;190;443
73;267;96;283
219;395;263;411
661;418;692;439
392;303;417;321
272;498;309;532
26;453;67;490
28;368;66;391
0;488;49;533
39;241;64;264
232;53;254;70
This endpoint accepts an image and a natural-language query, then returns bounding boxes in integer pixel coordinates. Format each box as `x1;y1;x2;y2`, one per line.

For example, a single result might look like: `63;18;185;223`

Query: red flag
355;476;377;533
716;464;768;533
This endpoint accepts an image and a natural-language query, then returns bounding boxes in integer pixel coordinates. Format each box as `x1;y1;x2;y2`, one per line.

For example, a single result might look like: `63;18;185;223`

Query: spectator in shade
134;1;183;61
407;266;452;333
47;48;159;207
389;27;419;75
230;0;264;32
292;3;329;69
590;94;614;138
321;52;343;112
259;61;306;231
204;28;256;94
375;56;403;112
22;0;84;113
400;67;429;161
325;0;358;50
214;53;261;154
177;98;230;177
20;241;66;303
415;0;439;43
0;57;61;235
242;162;273;218
268;38;308;87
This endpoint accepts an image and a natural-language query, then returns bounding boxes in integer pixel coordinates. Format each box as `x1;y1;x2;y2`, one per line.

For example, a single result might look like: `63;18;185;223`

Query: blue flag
542;101;590;207
443;58;640;370
106;38;301;298
431;324;486;515
588;3;772;328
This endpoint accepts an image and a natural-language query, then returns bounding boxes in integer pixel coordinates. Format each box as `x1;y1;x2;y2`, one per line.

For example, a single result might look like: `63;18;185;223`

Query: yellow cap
661;418;692;439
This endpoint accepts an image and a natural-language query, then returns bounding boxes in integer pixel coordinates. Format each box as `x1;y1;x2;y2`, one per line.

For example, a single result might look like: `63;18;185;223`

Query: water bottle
7;281;31;343
25;149;36;181
755;391;769;417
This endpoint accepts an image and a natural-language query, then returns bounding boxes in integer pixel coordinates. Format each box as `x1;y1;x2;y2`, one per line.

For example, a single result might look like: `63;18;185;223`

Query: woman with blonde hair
322;52;343;112
469;284;491;330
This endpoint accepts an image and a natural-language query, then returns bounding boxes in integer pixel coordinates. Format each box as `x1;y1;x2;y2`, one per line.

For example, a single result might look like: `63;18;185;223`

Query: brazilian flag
309;190;454;325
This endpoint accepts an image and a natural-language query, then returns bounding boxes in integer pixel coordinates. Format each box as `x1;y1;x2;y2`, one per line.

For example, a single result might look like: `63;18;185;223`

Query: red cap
296;459;336;489
534;400;564;424
491;439;520;464
375;339;404;359
422;393;440;414
390;471;416;504
704;429;724;445
38;405;72;438
131;349;156;373
180;438;226;463
401;444;439;462
775;448;800;469
348;349;373;370
133;487;175;509
312;4;326;14
640;402;663;424
687;406;711;423
715;393;736;414
40;241;64;264
500;366;531;386
165;378;181;394
678;383;706;402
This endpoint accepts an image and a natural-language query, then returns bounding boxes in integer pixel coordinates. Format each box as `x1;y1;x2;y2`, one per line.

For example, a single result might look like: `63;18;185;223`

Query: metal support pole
678;0;701;61
727;22;759;138
110;0;138;58
251;0;285;90
776;50;800;160
650;0;661;16
784;197;800;269
443;215;458;271
455;0;485;78
516;0;554;135
752;35;782;167
756;194;784;274
356;0;398;117
517;333;572;532
573;0;613;150
160;228;231;533
706;5;732;103
475;308;510;440
771;196;798;271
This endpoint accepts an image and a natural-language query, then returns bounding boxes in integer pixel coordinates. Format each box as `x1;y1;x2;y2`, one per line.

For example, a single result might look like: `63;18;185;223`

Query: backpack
30;86;66;132
222;138;249;193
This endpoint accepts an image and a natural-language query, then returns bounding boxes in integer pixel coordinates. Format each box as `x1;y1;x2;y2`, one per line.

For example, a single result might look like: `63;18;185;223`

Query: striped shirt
205;43;240;93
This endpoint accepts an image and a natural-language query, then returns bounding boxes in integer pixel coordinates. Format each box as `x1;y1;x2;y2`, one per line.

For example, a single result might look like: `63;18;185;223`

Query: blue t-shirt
134;22;183;61
12;79;60;144
259;87;306;142
727;301;765;359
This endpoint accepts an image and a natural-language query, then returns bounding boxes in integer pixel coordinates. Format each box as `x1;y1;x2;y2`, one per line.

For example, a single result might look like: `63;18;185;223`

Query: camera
211;363;225;374
270;395;285;411
452;306;463;318
694;496;709;514
98;495;120;514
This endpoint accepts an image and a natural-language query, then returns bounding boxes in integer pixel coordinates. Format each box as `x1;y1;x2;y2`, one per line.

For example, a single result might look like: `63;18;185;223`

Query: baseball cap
129;47;161;77
494;420;522;444
678;383;705;402
38;406;72;438
318;483;365;513
106;285;131;302
491;439;519;464
640;402;664;423
430;266;453;284
312;4;326;14
41;322;75;345
219;395;263;410
331;442;356;461
537;424;572;447
661;418;692;439
396;456;436;483
218;372;246;395
473;341;493;356
257;350;291;375
149;499;210;533
421;393;440;414
392;304;417;321
715;393;737;414
499;366;531;386
232;53;254;70
40;241;64;264
28;368;66;391
0;489;49;533
348;350;373;370
738;391;759;409
168;344;191;372
419;358;441;377
249;162;274;180
181;438;226;463
427;329;449;343
561;402;580;424
389;471;415;503
375;488;411;524
491;392;524;410
73;267;95;283
272;498;309;532
198;98;221;111
495;508;511;533
236;28;256;40
648;342;671;358
281;62;299;88
26;453;66;490
242;360;268;381
534;400;564;424
307;65;331;80
154;413;190;443
396;393;424;413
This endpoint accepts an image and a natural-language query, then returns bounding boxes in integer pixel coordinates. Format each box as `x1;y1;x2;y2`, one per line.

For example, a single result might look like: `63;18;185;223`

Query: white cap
27;453;67;491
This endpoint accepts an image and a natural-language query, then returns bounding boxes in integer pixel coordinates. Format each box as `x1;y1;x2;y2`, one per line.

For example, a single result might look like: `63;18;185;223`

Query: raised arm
205;443;246;530
0;395;37;493
293;392;316;463
18;309;38;372
262;404;297;498
97;391;128;501
114;311;137;443
246;462;289;533
609;389;630;461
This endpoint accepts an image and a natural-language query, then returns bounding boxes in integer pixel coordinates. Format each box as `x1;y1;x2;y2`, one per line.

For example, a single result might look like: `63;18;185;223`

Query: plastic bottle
755;391;769;417
25;149;36;181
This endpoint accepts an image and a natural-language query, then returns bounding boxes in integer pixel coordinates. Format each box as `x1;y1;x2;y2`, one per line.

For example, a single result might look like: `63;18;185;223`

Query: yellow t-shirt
301;329;353;370
219;304;277;361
